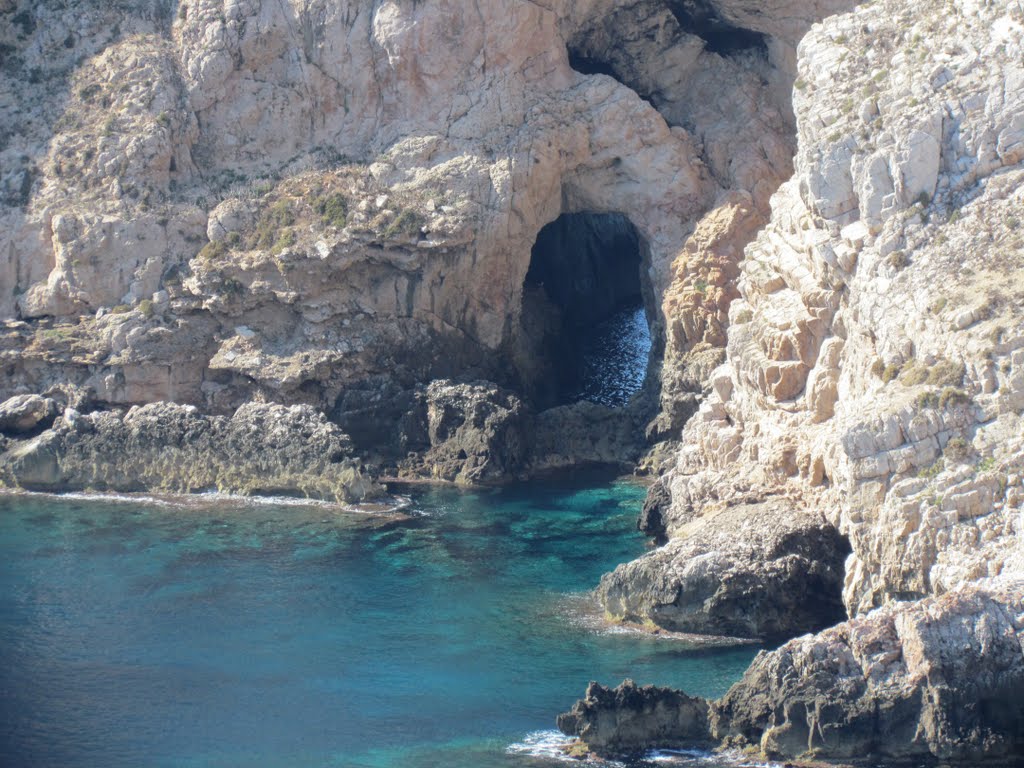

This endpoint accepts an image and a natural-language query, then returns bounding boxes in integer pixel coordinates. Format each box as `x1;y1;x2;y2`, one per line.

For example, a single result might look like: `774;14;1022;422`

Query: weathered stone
397;380;529;485
0;395;59;434
711;579;1024;763
600;500;851;640
0;402;379;503
556;679;710;755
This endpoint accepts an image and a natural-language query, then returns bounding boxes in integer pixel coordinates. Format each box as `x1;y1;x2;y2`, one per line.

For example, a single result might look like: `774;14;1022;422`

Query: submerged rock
0;401;379;503
556;679;711;755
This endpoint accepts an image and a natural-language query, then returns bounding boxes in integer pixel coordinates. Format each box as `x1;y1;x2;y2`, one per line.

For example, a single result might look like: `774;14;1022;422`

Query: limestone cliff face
0;0;845;454
582;0;1024;760
603;0;1024;631
4;0;1024;760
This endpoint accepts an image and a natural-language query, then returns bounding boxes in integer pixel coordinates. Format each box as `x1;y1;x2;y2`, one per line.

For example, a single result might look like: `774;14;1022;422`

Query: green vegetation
254;199;295;250
977;457;997;473
314;192;349;228
899;357;964;387
138;299;154;318
917;387;971;409
886;250;907;270
383;208;424;240
198;239;228;261
269;228;295;256
944;437;969;461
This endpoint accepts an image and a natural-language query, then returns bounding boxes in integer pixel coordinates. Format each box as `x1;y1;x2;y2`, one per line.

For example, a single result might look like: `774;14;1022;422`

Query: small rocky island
1;0;1023;763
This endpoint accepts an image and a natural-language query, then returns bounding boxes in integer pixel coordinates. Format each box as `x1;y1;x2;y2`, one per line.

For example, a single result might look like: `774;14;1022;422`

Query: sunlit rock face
591;0;1024;758
0;0;846;446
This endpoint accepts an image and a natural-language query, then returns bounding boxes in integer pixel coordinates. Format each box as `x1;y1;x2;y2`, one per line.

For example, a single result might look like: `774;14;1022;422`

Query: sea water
0;474;757;768
571;305;652;408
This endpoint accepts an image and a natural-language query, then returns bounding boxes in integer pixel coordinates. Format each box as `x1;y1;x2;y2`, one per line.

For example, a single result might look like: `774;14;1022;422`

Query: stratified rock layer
628;0;1024;630
712;579;1024;763
0;401;378;503
581;0;1024;761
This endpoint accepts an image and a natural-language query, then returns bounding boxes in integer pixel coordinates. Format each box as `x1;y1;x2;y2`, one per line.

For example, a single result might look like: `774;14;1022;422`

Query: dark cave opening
665;0;767;57
516;212;653;411
567;49;620;79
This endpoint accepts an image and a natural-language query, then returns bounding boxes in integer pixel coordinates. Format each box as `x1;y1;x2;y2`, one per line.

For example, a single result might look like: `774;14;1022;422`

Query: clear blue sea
0;474;757;768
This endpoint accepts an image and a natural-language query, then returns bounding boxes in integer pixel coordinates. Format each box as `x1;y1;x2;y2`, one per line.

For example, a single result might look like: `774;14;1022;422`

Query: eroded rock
0;394;59;434
563;580;1024;762
600;500;850;640
556;679;711;755
0;401;379;503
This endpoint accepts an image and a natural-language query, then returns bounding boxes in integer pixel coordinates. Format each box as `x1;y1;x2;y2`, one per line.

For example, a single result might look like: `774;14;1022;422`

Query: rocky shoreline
0;396;379;503
2;0;1024;763
560;578;1024;764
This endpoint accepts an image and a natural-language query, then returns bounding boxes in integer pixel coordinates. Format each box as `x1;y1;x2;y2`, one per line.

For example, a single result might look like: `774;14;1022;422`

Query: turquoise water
0;475;757;768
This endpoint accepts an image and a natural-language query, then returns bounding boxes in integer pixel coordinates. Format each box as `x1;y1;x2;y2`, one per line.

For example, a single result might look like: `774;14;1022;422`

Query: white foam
505;732;779;767
0;487;413;515
506;730;628;766
2;489;180;508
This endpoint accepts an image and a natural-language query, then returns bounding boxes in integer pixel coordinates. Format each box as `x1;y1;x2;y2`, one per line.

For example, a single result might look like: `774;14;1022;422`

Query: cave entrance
517;212;653;410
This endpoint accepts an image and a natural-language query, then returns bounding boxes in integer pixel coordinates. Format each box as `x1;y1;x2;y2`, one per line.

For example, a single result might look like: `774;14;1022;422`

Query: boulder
0;395;59;434
600;500;851;640
562;580;1024;763
556;679;710;755
398;380;529;485
711;579;1024;763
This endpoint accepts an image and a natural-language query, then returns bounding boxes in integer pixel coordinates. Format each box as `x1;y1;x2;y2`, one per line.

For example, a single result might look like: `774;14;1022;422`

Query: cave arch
515;212;656;411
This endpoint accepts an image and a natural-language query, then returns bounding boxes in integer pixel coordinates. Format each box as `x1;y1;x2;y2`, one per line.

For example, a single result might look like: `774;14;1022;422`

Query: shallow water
0;475;757;768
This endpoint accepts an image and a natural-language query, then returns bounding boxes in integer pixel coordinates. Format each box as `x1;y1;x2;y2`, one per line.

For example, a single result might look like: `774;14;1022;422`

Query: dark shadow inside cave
665;0;767;57
516;212;653;411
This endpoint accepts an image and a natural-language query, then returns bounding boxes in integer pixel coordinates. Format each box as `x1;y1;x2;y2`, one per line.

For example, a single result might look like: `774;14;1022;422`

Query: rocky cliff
0;0;843;478
2;0;1024;761
564;0;1024;761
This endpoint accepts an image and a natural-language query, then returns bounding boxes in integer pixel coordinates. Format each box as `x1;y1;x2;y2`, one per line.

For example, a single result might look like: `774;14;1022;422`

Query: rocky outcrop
626;0;1024;627
711;578;1024;763
556;679;710;755
392;380;649;483
563;578;1024;763
580;0;1024;760
0;401;378;502
397;380;529;485
0;394;59;434
0;0;852;484
600;500;850;640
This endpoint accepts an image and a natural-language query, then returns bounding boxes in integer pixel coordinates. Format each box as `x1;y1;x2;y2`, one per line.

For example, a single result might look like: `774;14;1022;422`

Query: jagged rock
563;580;1024;763
397;380;529;485
637;476;671;542
0;401;379;503
600;500;850;640
711;579;1024;763
0;394;59;434
529;400;646;473
556;679;710;755
603;0;1024;651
